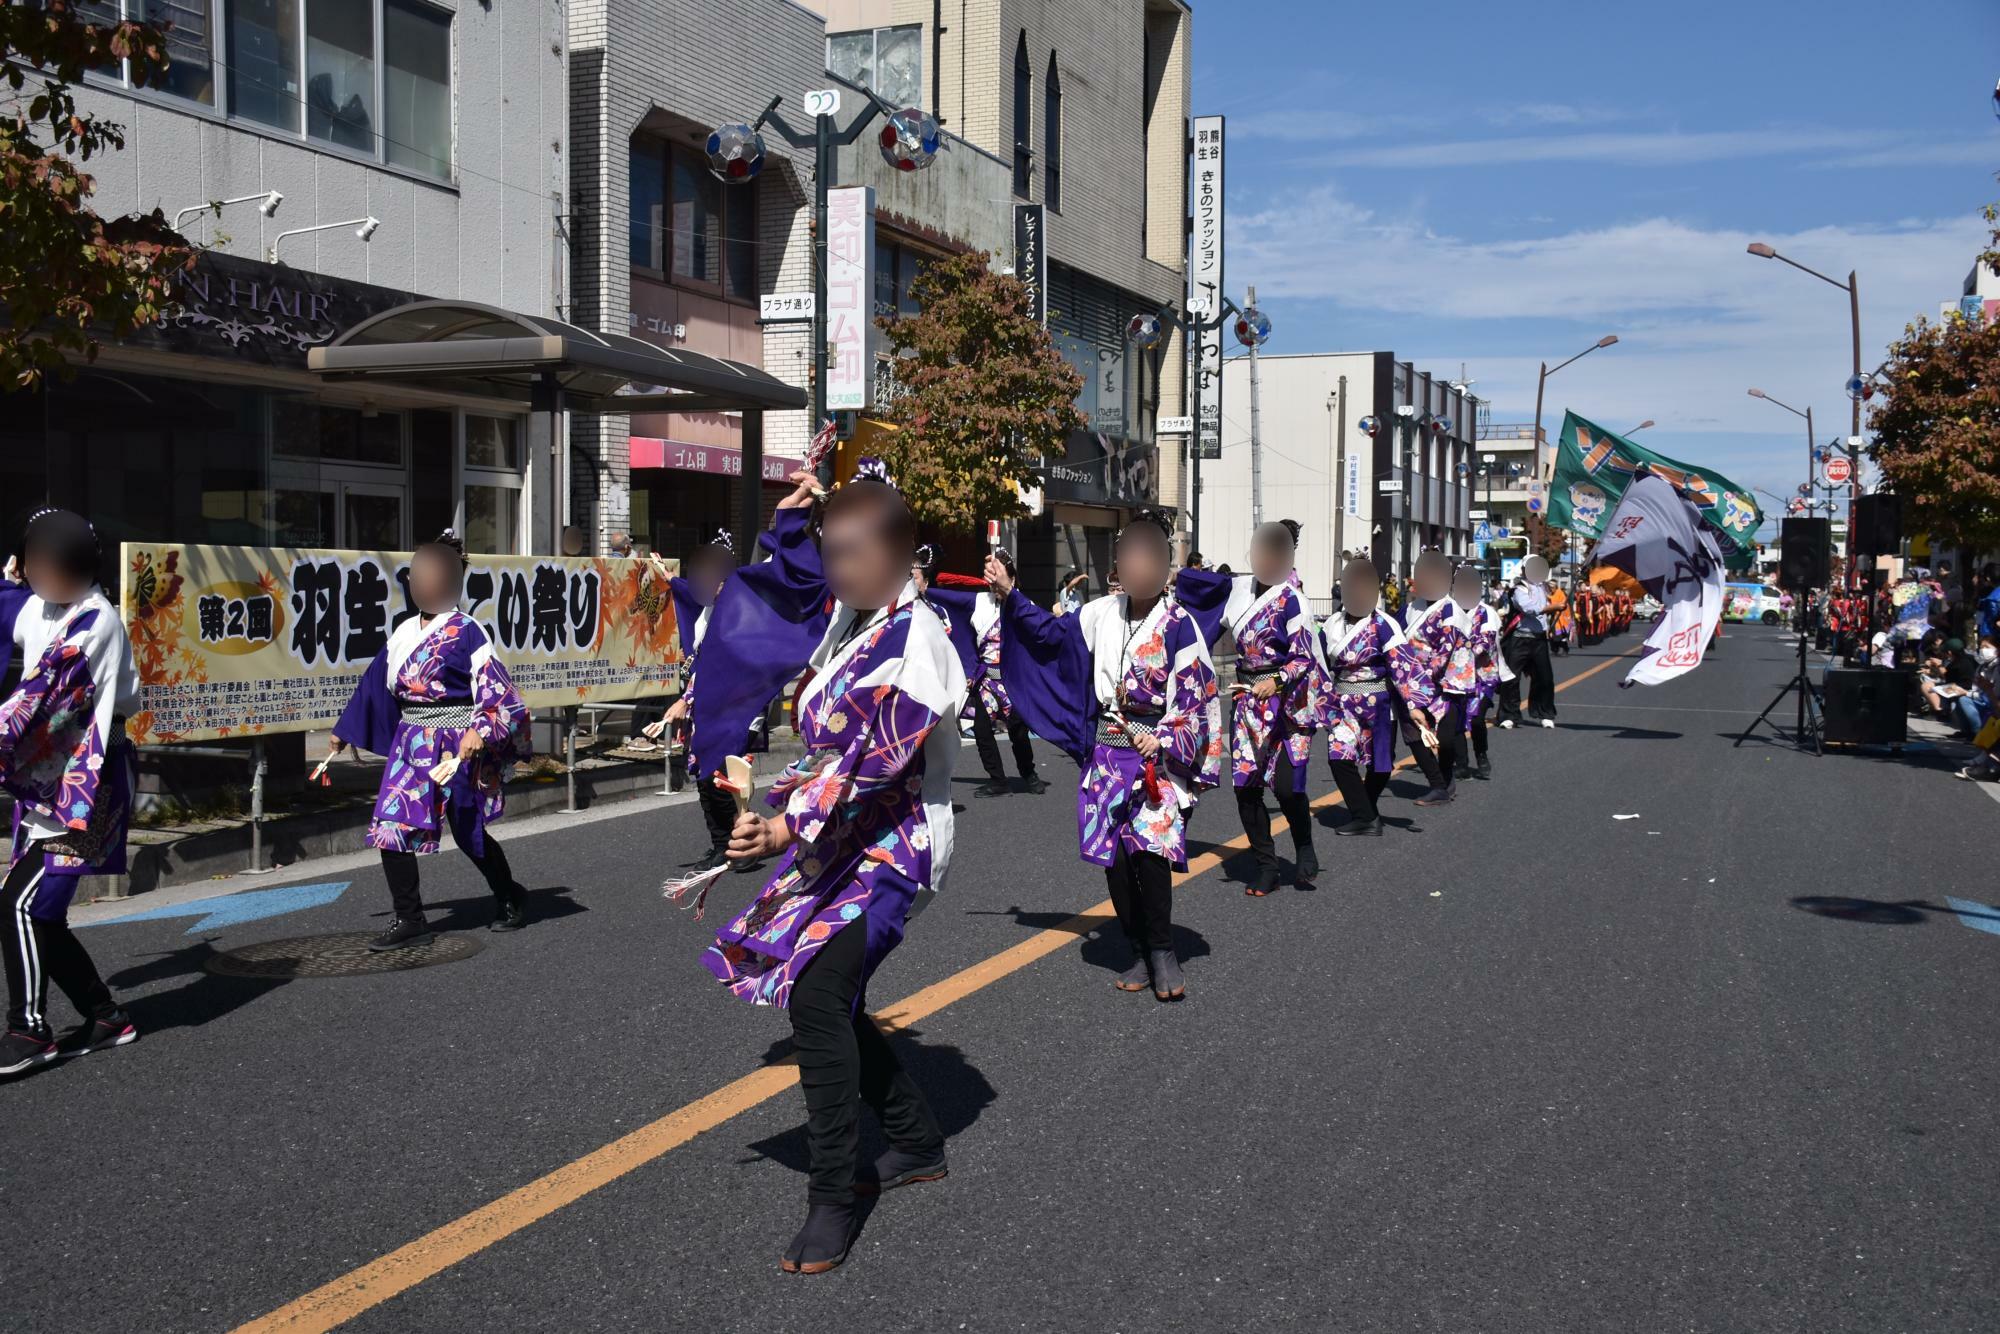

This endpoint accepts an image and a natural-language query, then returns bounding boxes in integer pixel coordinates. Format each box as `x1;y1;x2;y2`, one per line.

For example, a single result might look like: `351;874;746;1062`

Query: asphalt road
9;624;2000;1333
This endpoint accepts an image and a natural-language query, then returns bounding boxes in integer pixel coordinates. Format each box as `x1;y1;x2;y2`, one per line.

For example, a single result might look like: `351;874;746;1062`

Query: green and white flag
1546;411;1763;556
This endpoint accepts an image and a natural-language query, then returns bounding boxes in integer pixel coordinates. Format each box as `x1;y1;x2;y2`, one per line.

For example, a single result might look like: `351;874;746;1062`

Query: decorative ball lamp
1358;415;1382;438
1233;305;1272;348
705;123;767;182
878;107;942;172
1125;312;1165;349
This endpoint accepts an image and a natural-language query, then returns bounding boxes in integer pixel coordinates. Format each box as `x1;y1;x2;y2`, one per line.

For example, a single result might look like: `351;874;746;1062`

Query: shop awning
306;299;805;414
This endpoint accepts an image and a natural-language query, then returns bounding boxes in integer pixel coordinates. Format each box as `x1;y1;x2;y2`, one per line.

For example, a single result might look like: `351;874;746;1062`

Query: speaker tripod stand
1735;617;1822;755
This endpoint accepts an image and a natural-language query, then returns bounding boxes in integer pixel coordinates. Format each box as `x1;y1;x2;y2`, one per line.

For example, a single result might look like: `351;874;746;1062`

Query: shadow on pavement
966;904;1211;972
355;885;589;933
737;1024;999;1183
1790;895;2000;927
1555;723;1683;740
108;944;286;1034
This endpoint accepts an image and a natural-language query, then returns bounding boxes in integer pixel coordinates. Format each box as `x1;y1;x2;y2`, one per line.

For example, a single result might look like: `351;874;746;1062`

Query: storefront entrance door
269;472;407;550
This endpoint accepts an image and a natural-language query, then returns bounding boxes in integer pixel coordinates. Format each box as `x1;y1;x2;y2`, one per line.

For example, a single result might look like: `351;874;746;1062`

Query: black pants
1236;751;1313;873
1104;845;1173;953
697;774;736;854
1398;712;1447;788
1432;696;1466;779
972;698;1037;783
3;857;113;1037
1502;634;1556;721
789;920;943;1204
1468;708;1489;762
380;836;516;920
1330;761;1391;825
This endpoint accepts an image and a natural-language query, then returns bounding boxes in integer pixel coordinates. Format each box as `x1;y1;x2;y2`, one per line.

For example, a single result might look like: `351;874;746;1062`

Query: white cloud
1309;127;1903;169
1230;183;1988;504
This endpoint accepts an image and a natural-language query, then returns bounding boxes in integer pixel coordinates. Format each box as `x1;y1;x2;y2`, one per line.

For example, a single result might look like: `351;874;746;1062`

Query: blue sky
1193;0;2000;536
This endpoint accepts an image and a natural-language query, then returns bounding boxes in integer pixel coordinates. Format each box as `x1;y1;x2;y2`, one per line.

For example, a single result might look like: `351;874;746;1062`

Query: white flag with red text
1592;472;1725;687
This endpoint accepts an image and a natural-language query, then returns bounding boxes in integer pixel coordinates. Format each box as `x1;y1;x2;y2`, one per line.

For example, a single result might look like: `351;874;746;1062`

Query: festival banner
119;543;683;745
1546;412;1762;556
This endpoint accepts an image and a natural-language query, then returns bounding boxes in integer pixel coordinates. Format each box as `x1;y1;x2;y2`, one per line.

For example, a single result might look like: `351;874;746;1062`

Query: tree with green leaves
1868;206;2000;553
872;247;1085;529
2;1;192;388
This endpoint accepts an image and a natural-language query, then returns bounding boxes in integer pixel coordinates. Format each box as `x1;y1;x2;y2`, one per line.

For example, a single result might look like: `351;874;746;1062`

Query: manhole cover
204;930;485;979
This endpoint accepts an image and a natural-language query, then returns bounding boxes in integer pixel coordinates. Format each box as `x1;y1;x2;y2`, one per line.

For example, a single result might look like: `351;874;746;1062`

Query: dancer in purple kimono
965;550;1044;798
706;467;965;1276
1399;550;1471;807
1318;556;1438;837
331;533;533;950
1177;521;1323;895
988;511;1224;1001
0;511;141;1076
1456;570;1506;782
650;533;746;873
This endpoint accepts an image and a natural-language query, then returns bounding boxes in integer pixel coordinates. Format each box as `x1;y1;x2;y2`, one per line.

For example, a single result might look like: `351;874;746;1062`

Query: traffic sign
1158;416;1193;434
1823;455;1853;486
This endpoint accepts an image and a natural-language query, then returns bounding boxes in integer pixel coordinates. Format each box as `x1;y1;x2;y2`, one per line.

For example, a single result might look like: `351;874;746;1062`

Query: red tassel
1142;756;1164;805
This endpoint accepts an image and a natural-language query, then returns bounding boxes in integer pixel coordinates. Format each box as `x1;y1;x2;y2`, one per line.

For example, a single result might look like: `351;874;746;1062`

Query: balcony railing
1477;422;1543;442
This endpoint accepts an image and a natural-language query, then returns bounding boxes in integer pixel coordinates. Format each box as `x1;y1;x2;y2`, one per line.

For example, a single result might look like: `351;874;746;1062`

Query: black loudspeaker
1778;518;1830;592
1853;493;1902;557
1822;667;1910;745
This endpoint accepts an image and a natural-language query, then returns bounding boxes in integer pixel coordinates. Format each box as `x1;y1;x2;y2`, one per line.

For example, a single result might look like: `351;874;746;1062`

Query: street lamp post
1533;334;1619;585
710;92;937;488
1746;242;1863;592
1129;294;1260;558
1747;387;1815;512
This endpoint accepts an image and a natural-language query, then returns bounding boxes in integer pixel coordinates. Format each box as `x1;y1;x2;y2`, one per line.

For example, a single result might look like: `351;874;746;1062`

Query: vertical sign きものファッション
1191;116;1225;462
1013;203;1046;325
825;186;876;412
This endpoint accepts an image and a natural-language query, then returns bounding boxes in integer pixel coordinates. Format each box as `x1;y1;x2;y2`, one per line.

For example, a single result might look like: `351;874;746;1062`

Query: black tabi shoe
691;848;727;874
972;779;1011;798
489;885;529;932
1335;817;1383;837
1294;844;1321;885
1114;951;1152;992
781;1201;858;1274
730;856;766;874
1022;774;1050;795
1454;765;1477;782
1148;948;1186;1001
57;1008;139;1058
1413;785;1455;808
0;1028;60;1077
367;916;433;952
1476;756;1492;779
853;1147;949;1196
1246;863;1281;897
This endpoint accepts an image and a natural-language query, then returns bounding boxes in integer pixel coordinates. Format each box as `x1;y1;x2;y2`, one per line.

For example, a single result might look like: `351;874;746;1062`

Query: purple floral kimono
967;596;1013;722
1210;573;1324;788
1467;601;1508;722
1317;608;1435;774
704;588;965;1009
1000;591;1223;871
0;584;139;889
334;610;531;857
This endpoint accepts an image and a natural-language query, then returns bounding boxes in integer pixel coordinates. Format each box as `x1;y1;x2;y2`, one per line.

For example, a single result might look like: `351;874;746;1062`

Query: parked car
1723;582;1785;625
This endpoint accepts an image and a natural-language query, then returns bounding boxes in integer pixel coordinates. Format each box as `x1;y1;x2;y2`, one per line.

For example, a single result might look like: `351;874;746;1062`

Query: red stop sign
1824;455;1853;485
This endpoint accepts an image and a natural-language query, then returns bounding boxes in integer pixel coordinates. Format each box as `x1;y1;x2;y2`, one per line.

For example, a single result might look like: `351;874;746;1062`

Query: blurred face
1250;525;1293;586
411;548;462;615
1451;567;1483;607
1523;555;1551;584
687;552;731;604
821;504;908;611
1113;528;1170;601
1413;553;1452;601
22;548;88;606
1340;564;1380;617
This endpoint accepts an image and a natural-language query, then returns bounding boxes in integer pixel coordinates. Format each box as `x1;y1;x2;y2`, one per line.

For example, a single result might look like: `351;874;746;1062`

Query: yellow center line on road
235;640;1640;1333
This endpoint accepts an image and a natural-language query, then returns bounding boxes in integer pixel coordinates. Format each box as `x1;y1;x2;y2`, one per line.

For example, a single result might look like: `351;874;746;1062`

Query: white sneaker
1498;720;1515;730
1540;719;1555;729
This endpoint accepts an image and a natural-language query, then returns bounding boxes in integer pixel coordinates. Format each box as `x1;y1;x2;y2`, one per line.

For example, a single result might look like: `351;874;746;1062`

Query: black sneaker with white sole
0;1028;60;1077
58;1008;139;1058
367;916;434;951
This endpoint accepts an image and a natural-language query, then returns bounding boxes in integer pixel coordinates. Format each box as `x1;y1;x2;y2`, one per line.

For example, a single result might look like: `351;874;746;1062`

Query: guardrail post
249;738;267;873
564;706;579;813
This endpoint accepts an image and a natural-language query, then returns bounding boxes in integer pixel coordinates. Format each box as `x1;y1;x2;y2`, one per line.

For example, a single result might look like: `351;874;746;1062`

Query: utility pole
1246;284;1263;527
